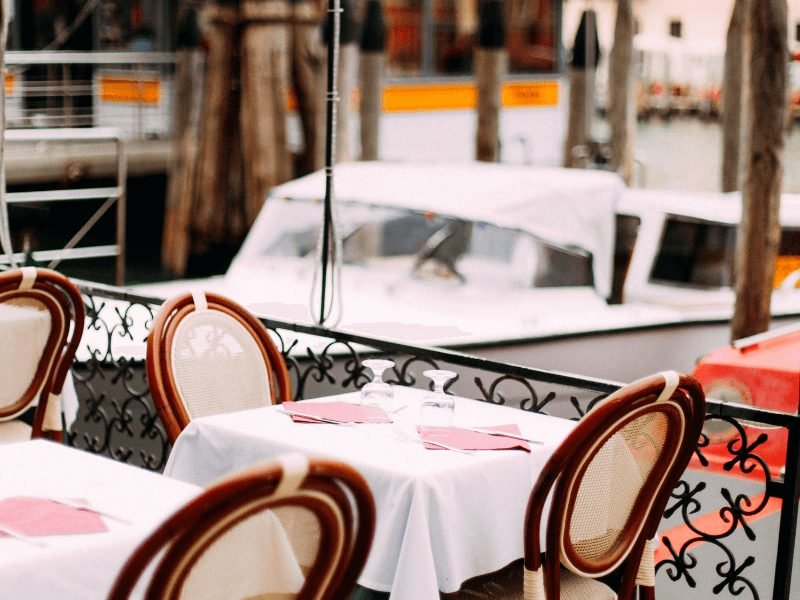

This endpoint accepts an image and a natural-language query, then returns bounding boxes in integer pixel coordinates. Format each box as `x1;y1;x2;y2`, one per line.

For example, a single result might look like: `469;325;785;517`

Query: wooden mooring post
475;0;506;162
192;0;240;253
359;0;385;161
607;0;634;184
563;10;599;168
240;0;292;226
731;0;788;341
290;0;325;174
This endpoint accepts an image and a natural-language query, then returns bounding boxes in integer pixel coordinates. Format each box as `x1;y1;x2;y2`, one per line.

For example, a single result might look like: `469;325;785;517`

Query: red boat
691;324;800;478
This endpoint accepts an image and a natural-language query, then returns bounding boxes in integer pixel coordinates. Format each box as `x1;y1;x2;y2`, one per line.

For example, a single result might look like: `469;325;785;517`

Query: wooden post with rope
731;0;787;341
192;0;240;253
163;5;204;276
359;0;385;161
239;0;292;226
475;0;506;162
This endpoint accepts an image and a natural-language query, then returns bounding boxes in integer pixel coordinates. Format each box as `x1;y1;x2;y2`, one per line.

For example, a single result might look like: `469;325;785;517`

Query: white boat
136;161;800;382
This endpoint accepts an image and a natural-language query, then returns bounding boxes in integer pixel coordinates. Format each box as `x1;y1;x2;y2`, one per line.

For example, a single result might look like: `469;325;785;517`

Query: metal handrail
5;51;176;66
70;281;800;598
0;128;127;284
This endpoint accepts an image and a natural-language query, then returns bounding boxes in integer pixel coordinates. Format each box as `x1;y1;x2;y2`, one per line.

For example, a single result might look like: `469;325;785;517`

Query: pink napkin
0;496;108;537
417;424;531;452
282;401;392;424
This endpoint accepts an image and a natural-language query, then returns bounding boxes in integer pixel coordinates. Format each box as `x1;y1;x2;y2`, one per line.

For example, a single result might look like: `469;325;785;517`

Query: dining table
164;386;579;599
0;440;203;598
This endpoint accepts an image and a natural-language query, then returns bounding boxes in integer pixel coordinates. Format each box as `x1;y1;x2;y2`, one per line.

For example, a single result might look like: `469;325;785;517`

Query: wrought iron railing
69;281;800;600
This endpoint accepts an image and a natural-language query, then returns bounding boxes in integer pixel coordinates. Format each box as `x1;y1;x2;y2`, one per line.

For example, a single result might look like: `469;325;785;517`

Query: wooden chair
0;267;84;443
108;454;376;600
458;371;705;600
147;291;292;442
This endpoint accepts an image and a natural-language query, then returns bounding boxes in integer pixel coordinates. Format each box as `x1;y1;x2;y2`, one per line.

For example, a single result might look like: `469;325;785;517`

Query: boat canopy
261;162;624;298
619;189;800;227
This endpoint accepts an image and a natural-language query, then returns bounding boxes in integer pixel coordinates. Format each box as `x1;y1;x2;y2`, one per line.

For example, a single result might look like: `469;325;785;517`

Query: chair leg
639;585;655;600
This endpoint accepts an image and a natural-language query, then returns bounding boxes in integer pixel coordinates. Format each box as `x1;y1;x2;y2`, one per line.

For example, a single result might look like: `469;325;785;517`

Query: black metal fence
69;281;800;600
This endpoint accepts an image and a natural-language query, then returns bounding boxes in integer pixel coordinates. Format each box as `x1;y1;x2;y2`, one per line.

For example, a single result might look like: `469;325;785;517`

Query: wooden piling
163;6;203;275
731;0;788;340
239;0;292;226
608;0;634;184
291;0;325;174
193;1;240;251
475;0;506;163
359;0;385;161
721;0;746;192
563;10;600;168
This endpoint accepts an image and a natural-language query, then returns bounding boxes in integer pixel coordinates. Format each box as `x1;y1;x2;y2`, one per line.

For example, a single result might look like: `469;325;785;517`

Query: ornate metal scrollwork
67;285;800;600
656;414;774;600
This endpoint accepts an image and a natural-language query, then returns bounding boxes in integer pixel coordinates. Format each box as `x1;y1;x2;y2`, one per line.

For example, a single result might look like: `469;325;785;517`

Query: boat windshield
236;198;594;290
650;216;800;289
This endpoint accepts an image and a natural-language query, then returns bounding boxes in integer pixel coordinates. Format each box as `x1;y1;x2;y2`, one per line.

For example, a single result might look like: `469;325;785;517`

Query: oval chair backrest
108;456;376;600
168;306;271;419
524;371;705;598
556;393;686;577
0;268;84;437
148;291;291;442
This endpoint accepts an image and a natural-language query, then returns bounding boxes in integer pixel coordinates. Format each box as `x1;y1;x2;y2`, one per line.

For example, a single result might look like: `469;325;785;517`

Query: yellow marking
382;80;559;112
502;81;559;107
5;73;13;94
773;255;800;288
99;76;160;104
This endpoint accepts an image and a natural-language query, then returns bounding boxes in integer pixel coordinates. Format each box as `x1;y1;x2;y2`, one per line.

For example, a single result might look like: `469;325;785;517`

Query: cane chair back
147;291;291;442
0;267;84;442
108;455;376;600
522;371;705;600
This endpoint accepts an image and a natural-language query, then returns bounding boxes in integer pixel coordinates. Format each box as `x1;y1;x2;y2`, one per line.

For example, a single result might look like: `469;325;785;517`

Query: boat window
243;199;593;290
773;229;800;288
651;219;800;290
650;217;736;288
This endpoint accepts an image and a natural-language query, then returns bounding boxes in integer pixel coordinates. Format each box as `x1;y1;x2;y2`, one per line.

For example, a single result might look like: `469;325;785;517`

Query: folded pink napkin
282;401;391;424
417;424;531;452
0;496;108;537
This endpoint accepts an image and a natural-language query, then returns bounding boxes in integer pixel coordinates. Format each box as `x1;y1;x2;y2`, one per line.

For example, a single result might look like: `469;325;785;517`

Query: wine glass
420;369;457;433
360;359;395;409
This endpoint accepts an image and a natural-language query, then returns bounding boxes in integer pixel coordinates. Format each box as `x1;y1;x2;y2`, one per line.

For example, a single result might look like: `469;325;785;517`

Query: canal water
630;116;800;193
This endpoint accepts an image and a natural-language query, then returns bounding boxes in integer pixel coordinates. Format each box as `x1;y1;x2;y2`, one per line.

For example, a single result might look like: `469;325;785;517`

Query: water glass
360;359;395;409
420;369;457;432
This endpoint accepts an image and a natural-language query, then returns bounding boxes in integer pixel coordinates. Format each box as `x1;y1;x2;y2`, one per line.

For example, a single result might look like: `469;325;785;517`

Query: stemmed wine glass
360;359;395;409
420;369;457;431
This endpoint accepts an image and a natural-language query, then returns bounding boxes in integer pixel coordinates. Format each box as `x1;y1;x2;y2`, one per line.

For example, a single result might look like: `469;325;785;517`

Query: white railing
4;51;175;142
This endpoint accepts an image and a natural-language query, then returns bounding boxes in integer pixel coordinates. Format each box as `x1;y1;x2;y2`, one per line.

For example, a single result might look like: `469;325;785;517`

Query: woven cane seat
147;291;292;442
453;563;616;599
170;310;272;419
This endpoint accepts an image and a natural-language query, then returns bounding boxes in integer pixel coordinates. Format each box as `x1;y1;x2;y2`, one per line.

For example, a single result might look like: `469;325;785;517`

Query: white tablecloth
164;387;577;599
0;441;202;599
